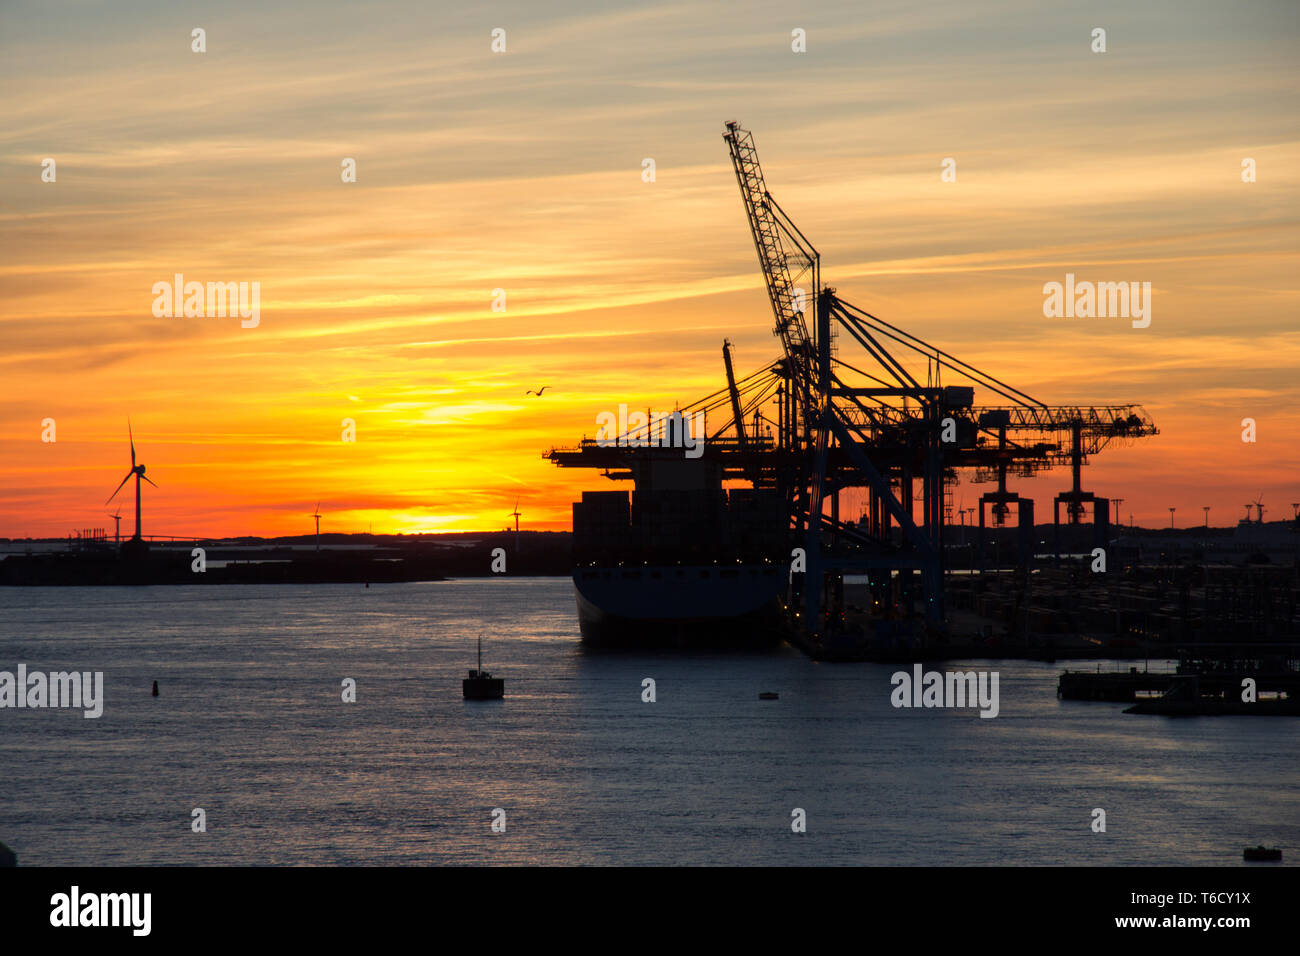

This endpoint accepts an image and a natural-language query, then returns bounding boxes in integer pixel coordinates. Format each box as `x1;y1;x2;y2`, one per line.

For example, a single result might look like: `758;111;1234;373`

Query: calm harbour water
0;578;1295;866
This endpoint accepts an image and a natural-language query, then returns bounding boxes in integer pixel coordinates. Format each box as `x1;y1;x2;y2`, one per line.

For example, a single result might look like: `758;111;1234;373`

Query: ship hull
574;564;788;648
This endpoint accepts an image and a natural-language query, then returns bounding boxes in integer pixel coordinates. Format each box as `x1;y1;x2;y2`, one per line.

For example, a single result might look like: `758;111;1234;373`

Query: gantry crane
548;123;1157;642
719;122;1157;630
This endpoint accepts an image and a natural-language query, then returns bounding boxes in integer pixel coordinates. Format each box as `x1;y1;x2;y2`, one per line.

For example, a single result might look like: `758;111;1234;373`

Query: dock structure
1058;645;1300;703
547;123;1159;653
944;563;1300;652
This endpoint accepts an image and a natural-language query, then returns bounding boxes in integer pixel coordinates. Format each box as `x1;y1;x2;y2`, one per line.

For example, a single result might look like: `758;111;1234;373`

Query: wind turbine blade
128;420;136;469
141;475;158;488
106;471;133;504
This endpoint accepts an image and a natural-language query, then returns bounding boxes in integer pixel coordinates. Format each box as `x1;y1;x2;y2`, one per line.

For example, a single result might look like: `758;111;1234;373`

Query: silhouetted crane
547;123;1159;640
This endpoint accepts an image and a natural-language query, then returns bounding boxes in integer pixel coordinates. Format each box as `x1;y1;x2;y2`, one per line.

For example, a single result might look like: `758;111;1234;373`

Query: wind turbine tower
106;421;157;552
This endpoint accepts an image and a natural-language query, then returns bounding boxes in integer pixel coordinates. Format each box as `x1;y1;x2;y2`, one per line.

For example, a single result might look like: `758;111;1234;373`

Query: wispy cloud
1;0;1296;535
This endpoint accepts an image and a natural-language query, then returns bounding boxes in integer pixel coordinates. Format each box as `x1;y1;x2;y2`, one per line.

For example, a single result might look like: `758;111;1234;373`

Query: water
0;579;1295;865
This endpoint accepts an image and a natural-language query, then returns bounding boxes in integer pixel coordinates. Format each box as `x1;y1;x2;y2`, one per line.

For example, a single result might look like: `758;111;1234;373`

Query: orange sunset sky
2;0;1297;539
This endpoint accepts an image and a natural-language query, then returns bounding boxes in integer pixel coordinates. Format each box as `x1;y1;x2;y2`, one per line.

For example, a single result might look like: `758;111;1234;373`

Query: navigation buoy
152;680;158;697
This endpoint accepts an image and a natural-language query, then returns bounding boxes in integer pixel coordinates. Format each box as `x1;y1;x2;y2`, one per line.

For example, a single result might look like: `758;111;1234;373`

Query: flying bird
526;386;552;396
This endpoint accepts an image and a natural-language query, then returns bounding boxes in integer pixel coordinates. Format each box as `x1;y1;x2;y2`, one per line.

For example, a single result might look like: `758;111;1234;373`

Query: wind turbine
108;508;122;544
1202;505;1210;528
509;498;521;553
1243;503;1253;524
311;502;322;551
1253;494;1266;524
106;421;156;544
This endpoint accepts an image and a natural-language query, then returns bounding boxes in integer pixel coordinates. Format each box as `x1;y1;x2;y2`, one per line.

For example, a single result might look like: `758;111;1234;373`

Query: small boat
758;691;779;701
463;636;504;700
1243;845;1282;862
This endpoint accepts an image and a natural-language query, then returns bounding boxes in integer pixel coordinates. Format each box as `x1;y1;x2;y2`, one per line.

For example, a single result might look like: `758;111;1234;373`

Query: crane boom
722;339;747;449
724;121;822;449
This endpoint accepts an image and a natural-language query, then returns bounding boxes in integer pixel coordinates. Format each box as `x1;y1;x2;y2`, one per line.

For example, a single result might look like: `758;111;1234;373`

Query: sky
1;0;1297;538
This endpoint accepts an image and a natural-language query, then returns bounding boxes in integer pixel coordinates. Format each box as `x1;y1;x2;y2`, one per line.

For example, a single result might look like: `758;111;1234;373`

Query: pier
1058;645;1300;703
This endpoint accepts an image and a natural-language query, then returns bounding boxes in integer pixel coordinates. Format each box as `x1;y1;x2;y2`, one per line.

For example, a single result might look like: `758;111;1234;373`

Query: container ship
568;450;791;648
